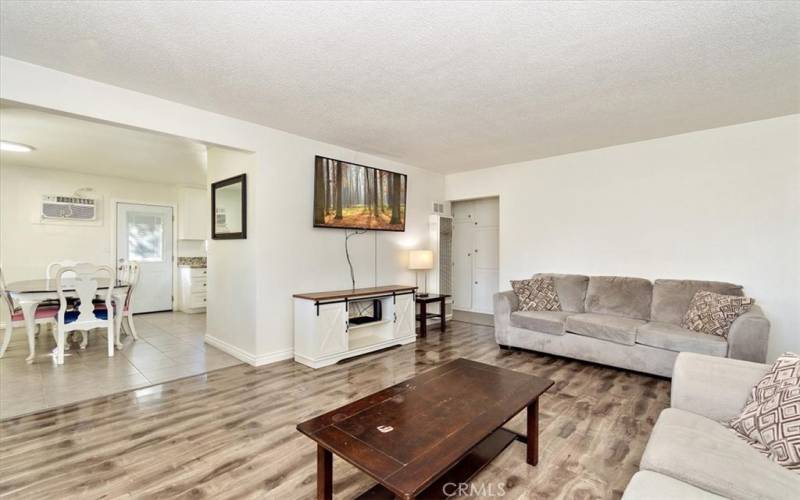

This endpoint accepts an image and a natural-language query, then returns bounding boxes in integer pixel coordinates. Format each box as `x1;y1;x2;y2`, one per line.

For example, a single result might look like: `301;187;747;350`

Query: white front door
116;203;174;313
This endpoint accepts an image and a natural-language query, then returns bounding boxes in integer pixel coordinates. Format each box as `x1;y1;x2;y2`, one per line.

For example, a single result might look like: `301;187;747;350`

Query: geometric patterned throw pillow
680;290;754;338
730;353;800;471
510;277;562;312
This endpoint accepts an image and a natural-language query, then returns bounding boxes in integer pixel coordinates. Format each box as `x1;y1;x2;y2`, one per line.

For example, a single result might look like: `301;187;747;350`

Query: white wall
0;163;181;282
446;114;800;360
206;147;258;357
0;57;446;365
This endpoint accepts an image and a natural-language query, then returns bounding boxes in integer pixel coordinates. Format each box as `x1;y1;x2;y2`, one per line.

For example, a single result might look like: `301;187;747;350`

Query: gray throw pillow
680;290;754;338
510;277;561;312
730;353;800;471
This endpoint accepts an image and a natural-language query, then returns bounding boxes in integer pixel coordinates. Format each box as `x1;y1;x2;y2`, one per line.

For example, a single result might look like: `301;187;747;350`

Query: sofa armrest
671;352;768;422
493;291;518;346
727;304;770;363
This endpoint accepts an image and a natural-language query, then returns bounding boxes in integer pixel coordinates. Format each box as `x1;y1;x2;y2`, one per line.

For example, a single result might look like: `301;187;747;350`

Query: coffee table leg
317;445;332;500
527;399;539;466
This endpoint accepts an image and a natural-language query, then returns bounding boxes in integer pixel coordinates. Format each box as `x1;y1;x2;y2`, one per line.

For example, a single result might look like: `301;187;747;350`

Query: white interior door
452;220;473;310
116;203;174;313
473;226;499;313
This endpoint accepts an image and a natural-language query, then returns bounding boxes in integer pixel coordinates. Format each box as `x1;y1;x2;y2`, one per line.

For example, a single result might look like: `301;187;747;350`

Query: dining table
7;278;130;362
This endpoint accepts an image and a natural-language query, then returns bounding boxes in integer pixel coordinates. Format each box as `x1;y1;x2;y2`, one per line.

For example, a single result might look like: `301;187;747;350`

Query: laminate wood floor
0;321;670;499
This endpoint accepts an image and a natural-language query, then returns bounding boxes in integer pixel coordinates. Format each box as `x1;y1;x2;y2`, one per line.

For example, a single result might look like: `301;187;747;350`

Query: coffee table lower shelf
356;428;520;499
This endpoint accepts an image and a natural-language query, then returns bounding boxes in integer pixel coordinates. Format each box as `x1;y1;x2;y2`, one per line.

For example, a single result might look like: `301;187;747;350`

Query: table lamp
408;249;434;297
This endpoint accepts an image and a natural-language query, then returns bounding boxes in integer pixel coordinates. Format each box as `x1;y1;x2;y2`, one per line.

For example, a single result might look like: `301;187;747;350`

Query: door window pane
128;213;164;262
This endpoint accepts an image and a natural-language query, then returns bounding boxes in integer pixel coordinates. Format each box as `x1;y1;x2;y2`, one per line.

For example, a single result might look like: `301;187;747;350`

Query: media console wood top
293;285;417;302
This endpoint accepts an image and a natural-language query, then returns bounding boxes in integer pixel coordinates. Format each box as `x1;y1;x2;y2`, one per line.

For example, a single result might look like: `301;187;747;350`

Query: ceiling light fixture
0;140;35;152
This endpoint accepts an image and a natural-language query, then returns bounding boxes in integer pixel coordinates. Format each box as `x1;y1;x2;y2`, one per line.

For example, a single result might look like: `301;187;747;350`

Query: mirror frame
211;173;247;240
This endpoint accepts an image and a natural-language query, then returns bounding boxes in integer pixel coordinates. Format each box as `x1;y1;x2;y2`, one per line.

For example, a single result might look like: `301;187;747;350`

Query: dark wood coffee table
297;358;553;499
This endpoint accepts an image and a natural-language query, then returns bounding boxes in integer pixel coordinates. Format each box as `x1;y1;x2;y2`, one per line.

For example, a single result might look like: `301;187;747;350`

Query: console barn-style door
393;294;415;338
318;303;348;357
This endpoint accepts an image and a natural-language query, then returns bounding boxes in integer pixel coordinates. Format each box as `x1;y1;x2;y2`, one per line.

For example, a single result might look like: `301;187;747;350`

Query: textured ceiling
0;102;207;185
1;1;798;173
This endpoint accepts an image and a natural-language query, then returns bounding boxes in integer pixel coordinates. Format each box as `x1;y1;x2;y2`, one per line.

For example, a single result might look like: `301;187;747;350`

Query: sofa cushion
584;276;653;320
532;273;589;313
565;313;645;345
510;311;571;336
636;321;728;357
651;279;743;325
640;408;800;500
622;471;727;500
681;291;754;338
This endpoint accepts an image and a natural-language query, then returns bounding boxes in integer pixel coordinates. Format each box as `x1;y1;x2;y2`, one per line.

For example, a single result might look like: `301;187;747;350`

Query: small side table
415;293;450;337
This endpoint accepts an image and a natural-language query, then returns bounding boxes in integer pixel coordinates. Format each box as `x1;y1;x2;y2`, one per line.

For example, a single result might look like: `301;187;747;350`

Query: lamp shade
408;250;434;270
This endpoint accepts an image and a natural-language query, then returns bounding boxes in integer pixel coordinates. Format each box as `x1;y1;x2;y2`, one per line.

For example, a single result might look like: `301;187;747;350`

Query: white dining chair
0;267;58;362
54;264;115;364
90;261;140;348
46;260;85;280
116;261;141;343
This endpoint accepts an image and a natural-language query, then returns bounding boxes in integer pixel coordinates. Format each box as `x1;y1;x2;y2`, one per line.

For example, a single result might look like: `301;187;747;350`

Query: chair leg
125;315;139;341
107;321;115;357
56;326;65;365
0;322;13;358
80;330;88;350
115;310;124;348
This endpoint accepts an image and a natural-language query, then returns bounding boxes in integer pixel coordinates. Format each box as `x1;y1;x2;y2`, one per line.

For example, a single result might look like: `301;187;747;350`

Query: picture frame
211;173;247;239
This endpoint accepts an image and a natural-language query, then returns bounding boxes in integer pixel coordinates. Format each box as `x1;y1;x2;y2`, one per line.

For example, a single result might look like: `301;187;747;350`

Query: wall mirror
211;174;247;239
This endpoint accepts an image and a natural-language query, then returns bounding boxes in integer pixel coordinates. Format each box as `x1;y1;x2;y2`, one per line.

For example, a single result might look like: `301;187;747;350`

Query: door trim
111;198;179;311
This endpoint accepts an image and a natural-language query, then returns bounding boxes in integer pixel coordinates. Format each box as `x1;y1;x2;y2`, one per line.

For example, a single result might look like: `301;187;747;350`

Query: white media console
293;285;417;369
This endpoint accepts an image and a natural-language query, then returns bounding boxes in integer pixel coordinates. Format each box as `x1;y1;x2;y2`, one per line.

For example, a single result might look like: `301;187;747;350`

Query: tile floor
0;312;241;419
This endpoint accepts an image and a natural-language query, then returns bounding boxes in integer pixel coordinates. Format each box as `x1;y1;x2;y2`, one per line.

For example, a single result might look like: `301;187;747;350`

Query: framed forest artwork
313;156;407;231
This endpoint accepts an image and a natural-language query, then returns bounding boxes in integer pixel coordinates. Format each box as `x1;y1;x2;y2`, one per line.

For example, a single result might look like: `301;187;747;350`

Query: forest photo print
313;156;407;231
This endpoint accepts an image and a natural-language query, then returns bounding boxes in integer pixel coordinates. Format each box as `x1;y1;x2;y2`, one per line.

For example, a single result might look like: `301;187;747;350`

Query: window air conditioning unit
41;195;97;221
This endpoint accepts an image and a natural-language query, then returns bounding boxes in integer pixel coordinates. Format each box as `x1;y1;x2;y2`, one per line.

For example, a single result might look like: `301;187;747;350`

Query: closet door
472;226;499;313
452;220;473;310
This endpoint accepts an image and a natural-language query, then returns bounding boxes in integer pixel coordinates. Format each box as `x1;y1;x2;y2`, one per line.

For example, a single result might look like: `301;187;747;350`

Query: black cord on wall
345;229;367;290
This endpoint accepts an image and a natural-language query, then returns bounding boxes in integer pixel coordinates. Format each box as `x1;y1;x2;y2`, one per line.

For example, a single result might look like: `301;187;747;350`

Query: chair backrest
0;267;17;314
56;264;115;325
118;262;141;311
46;260;83;280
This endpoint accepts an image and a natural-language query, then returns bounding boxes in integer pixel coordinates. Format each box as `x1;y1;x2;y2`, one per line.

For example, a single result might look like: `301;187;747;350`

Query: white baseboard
205;335;293;367
253;348;294;366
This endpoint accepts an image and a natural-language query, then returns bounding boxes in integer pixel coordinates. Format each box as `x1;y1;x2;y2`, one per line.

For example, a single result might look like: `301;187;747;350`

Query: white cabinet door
178;187;208;240
474;226;499;270
317;303;348;356
393;294;415;338
452;221;473;310
473;269;499;313
473;197;499;227
451;200;475;223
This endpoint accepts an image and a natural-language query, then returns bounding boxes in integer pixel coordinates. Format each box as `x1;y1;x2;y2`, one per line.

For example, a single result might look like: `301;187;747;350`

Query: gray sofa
622;353;800;499
494;274;769;377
